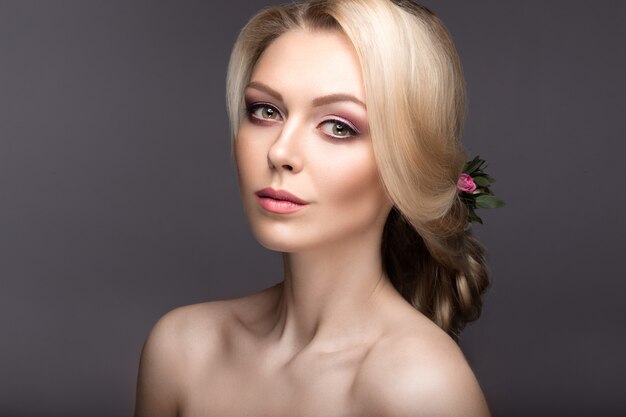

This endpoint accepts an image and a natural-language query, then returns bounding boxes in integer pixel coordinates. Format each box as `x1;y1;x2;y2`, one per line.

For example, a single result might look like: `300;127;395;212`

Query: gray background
1;1;625;416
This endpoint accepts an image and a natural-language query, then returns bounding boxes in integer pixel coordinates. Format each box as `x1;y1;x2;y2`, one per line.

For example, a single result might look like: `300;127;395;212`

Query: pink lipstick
255;188;309;214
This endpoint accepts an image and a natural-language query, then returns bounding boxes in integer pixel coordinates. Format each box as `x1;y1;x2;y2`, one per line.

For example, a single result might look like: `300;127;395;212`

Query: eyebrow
313;93;366;109
247;81;283;102
246;81;366;109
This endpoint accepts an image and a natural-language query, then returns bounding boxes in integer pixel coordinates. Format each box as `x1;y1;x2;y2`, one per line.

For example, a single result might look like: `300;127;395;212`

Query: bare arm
389;357;491;417
355;334;490;417
134;310;185;417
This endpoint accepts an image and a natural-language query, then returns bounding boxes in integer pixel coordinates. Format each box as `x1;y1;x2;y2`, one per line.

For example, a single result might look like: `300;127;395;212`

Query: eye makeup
318;116;360;140
243;91;368;139
246;102;283;122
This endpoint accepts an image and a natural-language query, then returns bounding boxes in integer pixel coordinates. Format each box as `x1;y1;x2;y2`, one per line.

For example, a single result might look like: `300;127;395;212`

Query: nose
267;120;303;173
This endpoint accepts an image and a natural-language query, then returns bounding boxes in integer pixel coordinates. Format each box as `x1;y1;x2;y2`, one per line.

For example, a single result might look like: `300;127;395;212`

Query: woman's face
235;29;392;252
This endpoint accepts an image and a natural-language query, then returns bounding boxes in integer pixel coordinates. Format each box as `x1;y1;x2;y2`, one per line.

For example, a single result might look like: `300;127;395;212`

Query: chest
179;348;369;417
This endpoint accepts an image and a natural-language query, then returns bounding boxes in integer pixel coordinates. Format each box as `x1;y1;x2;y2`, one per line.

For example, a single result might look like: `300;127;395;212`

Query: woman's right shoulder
148;302;225;346
142;284;281;362
138;302;230;385
135;296;258;416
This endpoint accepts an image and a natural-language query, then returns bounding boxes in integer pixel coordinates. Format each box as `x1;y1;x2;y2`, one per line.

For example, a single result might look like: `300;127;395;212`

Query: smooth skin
135;29;490;417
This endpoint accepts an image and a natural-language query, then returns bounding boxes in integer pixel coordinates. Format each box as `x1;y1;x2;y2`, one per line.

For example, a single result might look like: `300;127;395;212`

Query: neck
267;232;399;356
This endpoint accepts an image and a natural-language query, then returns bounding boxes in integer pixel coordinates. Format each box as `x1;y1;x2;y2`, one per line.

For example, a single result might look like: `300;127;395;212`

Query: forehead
250;29;365;101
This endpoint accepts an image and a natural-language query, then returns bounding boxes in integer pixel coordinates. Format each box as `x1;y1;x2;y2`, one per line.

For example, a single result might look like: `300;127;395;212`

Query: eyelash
245;103;359;140
246;102;282;123
319;119;359;139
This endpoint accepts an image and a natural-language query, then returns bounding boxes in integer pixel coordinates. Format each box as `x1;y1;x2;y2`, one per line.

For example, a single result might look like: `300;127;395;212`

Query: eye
247;103;282;121
319;119;358;139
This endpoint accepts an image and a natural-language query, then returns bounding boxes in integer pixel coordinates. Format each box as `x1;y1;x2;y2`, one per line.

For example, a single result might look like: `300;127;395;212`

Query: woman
135;0;497;415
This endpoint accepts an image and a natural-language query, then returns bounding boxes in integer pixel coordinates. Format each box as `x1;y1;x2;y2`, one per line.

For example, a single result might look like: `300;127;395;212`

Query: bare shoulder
139;283;280;363
134;285;279;417
141;300;230;362
134;301;228;417
353;316;490;417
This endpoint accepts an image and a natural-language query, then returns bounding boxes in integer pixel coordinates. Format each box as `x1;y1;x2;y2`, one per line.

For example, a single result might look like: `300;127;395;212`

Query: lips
255;188;309;205
254;188;309;214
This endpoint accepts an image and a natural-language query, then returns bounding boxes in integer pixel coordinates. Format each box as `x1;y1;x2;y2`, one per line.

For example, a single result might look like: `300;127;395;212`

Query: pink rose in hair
457;173;477;193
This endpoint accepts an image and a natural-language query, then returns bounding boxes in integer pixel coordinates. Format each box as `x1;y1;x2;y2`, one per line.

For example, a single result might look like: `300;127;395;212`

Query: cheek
313;145;389;222
234;130;263;188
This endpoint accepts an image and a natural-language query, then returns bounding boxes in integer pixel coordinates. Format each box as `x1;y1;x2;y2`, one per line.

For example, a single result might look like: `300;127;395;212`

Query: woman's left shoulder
352;316;490;417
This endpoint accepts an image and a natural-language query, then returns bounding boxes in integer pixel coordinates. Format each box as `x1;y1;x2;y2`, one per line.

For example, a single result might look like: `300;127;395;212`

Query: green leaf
463;156;484;174
473;176;491;187
475;195;506;209
464;155;479;166
468;210;483;224
473;173;496;183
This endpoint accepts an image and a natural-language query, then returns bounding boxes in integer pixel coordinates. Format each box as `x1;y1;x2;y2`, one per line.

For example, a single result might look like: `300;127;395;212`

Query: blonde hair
226;0;488;338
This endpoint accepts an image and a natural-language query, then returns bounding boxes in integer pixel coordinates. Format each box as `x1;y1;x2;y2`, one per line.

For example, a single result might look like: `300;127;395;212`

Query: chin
250;225;310;253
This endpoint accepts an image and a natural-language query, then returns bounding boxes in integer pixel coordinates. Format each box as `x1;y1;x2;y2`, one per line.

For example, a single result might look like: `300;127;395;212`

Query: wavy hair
226;0;489;338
